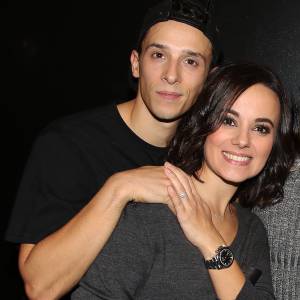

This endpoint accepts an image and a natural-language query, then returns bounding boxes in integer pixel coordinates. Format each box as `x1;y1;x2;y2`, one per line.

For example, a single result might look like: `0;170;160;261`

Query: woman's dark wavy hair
167;62;296;208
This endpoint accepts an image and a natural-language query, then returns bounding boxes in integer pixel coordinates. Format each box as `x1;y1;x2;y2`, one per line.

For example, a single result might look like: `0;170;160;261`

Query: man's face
131;20;212;122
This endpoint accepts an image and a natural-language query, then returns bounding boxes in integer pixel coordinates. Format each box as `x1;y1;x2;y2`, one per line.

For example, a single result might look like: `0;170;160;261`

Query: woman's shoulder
235;203;267;232
121;203;182;246
123;203;176;225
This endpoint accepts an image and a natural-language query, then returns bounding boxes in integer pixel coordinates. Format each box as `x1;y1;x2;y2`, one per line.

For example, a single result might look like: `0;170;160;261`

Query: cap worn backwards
136;0;221;66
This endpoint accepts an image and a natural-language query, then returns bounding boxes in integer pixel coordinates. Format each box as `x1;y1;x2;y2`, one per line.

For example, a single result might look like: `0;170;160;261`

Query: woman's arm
164;162;274;300
235;217;274;299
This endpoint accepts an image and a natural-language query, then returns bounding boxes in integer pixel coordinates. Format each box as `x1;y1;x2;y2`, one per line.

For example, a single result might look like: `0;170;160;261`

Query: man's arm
19;166;170;300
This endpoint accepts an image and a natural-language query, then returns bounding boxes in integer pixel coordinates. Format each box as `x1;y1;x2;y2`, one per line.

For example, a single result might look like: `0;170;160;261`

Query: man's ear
209;65;219;74
130;50;140;79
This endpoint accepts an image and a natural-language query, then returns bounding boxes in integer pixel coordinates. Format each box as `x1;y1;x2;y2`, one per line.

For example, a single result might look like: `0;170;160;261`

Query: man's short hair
136;0;221;66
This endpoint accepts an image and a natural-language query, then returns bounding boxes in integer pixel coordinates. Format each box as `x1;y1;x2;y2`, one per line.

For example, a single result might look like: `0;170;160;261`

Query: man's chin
149;110;186;123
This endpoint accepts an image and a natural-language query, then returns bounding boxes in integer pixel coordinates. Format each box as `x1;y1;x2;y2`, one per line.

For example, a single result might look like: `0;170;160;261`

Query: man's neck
117;99;178;147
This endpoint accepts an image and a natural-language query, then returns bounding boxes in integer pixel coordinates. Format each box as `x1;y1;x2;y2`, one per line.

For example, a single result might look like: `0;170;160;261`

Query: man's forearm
19;174;128;300
19;166;170;300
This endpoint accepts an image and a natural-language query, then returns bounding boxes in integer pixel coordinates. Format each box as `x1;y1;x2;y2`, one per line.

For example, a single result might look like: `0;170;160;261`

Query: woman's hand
164;162;224;257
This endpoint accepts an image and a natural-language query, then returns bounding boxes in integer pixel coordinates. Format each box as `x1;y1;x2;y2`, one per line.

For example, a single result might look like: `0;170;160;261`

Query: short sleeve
5;128;98;243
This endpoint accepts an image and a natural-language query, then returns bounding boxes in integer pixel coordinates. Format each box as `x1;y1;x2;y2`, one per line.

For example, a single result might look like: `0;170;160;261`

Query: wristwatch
204;245;234;269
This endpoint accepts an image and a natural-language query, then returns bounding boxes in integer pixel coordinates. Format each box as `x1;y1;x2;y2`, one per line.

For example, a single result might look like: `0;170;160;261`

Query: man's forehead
136;0;220;65
142;20;212;56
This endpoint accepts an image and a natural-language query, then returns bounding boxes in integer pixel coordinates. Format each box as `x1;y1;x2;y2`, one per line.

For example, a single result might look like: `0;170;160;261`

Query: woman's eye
254;125;271;135
223;116;236;126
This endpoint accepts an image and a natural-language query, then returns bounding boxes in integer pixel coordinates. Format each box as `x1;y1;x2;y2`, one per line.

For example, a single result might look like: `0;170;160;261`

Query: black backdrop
3;0;300;298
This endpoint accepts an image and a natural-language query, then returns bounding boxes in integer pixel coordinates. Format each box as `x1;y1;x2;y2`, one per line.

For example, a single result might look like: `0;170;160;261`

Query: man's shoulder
35;103;121;144
47;103;117;132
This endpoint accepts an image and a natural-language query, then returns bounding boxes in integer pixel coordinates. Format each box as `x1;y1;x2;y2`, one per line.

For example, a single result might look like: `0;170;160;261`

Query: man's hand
111;166;172;205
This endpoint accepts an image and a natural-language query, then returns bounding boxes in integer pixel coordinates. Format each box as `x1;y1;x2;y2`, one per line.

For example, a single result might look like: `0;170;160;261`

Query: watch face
219;248;234;267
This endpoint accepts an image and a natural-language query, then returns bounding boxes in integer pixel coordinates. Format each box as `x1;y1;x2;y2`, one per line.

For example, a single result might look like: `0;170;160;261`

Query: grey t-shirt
72;203;274;299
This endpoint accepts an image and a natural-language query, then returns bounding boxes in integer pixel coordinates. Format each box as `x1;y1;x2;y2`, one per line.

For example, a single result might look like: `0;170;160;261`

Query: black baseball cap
136;0;221;66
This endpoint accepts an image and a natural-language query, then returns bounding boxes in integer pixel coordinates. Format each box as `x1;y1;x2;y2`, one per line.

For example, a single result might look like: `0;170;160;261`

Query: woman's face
202;83;281;184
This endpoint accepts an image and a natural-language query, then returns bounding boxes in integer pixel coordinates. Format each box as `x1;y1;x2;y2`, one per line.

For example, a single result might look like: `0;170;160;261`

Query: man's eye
223;116;236;126
185;58;198;67
152;52;164;59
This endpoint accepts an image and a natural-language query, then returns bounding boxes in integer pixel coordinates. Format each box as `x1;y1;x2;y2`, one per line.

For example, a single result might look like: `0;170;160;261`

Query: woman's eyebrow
227;109;275;127
255;118;275;128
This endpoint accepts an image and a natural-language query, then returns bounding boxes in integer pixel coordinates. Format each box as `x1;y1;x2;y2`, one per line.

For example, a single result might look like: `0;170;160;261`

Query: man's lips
156;91;182;100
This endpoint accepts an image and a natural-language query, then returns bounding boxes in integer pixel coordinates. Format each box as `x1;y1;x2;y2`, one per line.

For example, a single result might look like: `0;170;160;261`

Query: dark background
2;0;300;298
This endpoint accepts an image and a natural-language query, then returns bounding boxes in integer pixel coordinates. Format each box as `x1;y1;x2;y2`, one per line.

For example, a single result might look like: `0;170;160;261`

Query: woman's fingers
164;162;193;198
167;185;183;214
164;167;188;197
165;162;201;203
164;168;190;211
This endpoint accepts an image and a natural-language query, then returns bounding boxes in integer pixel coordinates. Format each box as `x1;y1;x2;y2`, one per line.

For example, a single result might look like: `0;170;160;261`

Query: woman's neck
192;169;238;218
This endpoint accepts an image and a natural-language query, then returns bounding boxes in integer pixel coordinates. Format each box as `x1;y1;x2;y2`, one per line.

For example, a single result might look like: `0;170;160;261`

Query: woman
72;63;295;299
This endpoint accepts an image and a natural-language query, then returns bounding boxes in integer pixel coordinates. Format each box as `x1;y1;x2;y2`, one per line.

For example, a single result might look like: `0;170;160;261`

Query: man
5;0;220;299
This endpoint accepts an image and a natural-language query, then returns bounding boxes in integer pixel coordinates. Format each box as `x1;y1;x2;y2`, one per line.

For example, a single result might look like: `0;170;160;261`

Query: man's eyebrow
227;109;275;128
145;43;166;51
145;43;206;60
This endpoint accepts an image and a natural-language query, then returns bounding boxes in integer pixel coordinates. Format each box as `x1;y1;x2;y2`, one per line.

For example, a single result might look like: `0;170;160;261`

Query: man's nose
161;60;181;85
